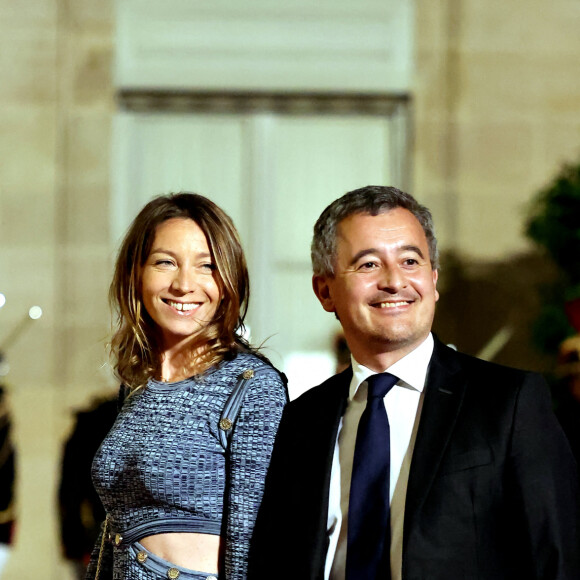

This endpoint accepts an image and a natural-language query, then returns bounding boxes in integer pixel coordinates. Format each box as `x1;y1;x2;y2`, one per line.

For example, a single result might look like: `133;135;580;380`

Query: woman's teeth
167;300;198;311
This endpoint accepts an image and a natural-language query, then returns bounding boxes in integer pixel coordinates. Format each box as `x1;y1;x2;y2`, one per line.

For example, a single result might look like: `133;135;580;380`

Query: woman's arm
223;367;288;580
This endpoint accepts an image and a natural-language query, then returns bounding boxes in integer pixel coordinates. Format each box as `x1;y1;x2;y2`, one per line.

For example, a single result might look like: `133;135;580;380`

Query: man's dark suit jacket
249;338;579;580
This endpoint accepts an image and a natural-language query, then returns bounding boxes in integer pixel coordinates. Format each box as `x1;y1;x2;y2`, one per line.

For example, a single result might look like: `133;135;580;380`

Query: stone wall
415;0;580;258
415;0;580;370
0;1;114;577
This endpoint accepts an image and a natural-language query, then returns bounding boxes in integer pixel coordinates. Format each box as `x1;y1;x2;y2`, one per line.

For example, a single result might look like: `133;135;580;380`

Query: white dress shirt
325;333;434;580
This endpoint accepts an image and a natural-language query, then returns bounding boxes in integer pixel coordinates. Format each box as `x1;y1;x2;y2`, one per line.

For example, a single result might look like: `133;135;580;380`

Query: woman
86;193;288;580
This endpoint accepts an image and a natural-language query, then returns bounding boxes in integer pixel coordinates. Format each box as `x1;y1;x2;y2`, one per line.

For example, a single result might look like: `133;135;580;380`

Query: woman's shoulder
213;351;288;415
223;351;286;385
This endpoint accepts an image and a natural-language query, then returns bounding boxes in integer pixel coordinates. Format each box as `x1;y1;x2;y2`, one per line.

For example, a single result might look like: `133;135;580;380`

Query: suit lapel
403;339;467;547
318;368;351;498
295;367;351;579
315;367;351;525
299;366;351;478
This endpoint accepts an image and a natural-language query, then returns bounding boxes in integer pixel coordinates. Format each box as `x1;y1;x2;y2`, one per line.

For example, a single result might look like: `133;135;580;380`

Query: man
249;186;579;580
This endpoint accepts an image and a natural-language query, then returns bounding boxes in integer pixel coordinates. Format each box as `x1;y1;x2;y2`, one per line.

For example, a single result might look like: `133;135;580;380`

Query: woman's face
140;218;222;351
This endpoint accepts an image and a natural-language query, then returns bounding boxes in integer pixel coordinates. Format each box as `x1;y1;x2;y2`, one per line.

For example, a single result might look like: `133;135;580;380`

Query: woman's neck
159;341;208;383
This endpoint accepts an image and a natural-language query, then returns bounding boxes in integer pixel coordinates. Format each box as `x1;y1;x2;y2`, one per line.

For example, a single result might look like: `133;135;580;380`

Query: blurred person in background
0;355;16;577
554;334;580;465
86;193;287;580
333;333;351;374
59;395;117;579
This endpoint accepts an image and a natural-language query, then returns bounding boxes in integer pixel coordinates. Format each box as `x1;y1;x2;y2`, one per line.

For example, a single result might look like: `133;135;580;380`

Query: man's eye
403;258;418;266
359;262;377;270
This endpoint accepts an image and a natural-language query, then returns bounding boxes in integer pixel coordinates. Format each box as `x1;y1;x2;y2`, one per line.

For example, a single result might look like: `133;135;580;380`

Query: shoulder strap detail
218;366;271;449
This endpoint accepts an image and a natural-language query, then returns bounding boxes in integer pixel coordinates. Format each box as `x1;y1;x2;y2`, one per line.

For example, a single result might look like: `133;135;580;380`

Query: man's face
313;208;439;367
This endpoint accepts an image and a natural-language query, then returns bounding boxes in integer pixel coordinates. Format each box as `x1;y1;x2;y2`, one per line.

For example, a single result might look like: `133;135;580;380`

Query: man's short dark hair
311;185;439;277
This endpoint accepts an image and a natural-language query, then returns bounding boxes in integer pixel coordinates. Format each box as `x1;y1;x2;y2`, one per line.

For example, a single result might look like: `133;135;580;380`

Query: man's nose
379;267;405;292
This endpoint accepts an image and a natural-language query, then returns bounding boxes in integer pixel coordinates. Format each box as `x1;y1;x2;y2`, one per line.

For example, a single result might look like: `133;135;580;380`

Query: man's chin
372;330;429;352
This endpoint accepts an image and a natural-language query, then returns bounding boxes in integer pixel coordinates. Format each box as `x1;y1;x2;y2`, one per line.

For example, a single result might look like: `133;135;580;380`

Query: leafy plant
525;160;580;354
526;162;580;284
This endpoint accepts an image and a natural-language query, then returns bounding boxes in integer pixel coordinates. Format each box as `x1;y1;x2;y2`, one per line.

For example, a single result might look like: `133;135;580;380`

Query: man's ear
433;268;439;302
312;275;336;313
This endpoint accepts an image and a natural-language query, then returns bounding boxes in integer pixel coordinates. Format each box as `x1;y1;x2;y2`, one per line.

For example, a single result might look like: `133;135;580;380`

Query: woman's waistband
106;516;221;546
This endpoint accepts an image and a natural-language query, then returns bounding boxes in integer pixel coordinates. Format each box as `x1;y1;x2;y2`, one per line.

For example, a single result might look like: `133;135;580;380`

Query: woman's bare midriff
140;532;221;573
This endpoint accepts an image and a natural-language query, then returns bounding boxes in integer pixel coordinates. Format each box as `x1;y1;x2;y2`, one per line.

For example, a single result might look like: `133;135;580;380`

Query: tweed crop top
91;352;287;579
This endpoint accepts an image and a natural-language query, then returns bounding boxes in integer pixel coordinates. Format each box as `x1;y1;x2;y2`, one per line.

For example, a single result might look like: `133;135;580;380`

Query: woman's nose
171;268;196;293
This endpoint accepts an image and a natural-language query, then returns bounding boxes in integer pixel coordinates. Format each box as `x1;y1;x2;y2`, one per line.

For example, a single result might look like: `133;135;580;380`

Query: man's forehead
336;208;423;241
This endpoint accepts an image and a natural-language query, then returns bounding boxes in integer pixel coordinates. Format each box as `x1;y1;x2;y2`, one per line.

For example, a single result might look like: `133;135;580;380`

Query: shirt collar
350;333;434;399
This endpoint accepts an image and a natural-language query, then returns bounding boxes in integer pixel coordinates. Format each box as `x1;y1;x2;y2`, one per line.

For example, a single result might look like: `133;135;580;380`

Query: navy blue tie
346;372;398;580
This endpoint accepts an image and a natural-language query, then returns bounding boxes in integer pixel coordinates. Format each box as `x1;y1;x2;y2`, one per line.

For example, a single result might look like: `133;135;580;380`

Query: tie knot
366;372;397;399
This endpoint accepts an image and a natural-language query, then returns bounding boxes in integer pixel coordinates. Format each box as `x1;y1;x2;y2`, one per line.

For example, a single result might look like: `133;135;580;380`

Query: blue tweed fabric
88;352;287;580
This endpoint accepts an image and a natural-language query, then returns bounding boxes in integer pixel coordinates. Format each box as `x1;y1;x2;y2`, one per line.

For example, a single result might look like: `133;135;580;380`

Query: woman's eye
155;259;174;266
201;263;216;271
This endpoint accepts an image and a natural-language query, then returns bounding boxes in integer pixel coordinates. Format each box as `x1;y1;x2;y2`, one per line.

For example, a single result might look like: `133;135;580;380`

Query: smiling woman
86;193;288;580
